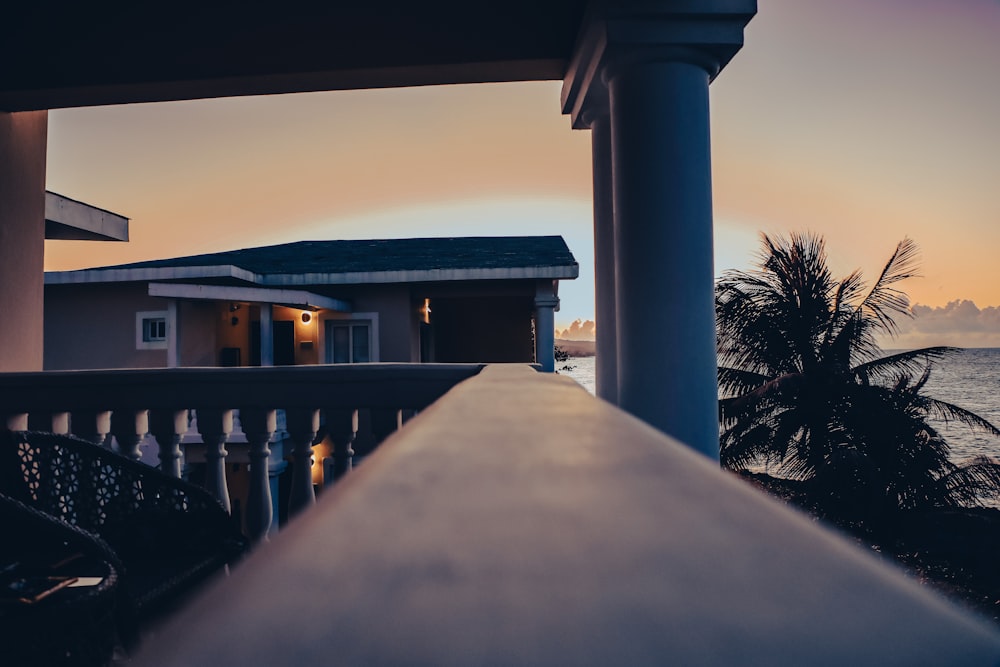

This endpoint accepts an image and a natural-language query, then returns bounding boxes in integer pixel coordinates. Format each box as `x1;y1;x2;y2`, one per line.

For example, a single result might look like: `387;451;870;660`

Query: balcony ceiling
1;3;588;111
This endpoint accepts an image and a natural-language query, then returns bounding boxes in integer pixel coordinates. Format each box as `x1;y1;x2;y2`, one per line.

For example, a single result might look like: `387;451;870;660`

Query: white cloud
885;300;1000;349
556;319;596;341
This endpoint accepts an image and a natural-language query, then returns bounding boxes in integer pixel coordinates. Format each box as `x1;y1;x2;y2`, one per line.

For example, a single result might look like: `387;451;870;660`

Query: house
44;236;578;373
43;234;577;531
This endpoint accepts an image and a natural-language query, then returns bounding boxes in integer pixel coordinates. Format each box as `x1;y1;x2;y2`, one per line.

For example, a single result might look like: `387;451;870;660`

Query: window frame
136;310;170;350
323;313;378;364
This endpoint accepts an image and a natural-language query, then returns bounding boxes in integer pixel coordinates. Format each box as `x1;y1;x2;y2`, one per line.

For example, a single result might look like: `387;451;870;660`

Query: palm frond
923;397;1000;437
718;366;771;398
933;456;1000;506
852;347;958;384
856;237;921;336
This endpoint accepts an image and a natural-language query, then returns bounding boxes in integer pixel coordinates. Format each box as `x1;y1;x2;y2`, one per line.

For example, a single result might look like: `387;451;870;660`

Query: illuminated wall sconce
420;298;432;324
301;311;313;324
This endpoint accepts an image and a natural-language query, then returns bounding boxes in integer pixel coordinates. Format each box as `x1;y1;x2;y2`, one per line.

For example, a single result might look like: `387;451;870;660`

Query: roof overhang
0;3;588;111
263;265;580;286
46;263;578;286
45;264;259;285
148;282;351;312
44;191;129;242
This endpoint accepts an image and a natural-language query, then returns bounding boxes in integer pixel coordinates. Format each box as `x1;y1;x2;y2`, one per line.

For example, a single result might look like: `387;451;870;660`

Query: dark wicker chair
0;430;248;643
0;491;121;666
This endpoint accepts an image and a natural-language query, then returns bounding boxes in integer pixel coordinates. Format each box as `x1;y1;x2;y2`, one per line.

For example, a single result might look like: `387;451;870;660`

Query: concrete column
583;108;618;404
259;303;273;367
534;282;558;373
167;298;180;367
0;111;47;371
607;60;719;459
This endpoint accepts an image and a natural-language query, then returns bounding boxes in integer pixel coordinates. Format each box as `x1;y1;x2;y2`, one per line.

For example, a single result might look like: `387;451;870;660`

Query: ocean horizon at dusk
561;348;1000;468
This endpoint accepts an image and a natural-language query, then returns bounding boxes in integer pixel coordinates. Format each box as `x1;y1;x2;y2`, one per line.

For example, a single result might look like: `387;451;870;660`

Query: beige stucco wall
216;302;251;366
45;283;170;370
178;300;218;366
0;111;47;371
44;279;547;369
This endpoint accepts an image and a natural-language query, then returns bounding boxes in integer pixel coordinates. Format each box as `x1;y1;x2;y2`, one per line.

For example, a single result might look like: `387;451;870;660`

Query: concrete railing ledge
136;364;1000;666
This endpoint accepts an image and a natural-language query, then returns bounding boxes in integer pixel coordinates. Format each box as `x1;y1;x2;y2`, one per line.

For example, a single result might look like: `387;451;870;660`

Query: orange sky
44;0;1000;348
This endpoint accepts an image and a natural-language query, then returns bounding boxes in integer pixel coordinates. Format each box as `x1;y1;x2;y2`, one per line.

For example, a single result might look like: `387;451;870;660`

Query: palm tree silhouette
716;233;1000;522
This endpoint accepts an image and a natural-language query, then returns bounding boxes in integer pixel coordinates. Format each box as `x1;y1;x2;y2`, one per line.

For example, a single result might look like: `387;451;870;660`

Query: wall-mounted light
301;311;313;324
420;298;432;324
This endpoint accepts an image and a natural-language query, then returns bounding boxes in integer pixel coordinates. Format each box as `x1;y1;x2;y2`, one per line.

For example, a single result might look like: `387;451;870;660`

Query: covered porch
3;1;1000;663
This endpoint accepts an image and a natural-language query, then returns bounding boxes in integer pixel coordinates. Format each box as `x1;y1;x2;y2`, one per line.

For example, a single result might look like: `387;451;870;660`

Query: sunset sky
44;0;1000;348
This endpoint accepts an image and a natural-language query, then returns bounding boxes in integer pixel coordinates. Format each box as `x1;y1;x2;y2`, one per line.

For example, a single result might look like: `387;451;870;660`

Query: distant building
44;236;578;372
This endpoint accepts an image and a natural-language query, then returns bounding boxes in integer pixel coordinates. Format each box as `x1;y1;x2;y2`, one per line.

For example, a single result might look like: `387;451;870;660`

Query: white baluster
110;409;149;462
71;410;112;447
241;408;276;543
196;408;234;513
27;412;70;434
324;408;357;484
150;409;188;478
286;408;319;517
5;413;28;432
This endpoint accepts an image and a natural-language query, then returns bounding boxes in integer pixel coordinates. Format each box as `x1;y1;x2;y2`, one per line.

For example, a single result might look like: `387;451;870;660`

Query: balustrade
0;364;482;544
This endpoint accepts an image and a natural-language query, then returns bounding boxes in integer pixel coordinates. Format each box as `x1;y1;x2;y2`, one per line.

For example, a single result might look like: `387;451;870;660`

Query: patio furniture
1;491;121;666
0;429;249;643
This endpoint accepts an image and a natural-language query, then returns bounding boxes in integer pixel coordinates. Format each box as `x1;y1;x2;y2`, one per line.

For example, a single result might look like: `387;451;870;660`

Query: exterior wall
0;111;47;371
44;279;551;369
44;283;169;370
216;302;251;366
317;286;417;363
178;300;217;366
352;287;415;363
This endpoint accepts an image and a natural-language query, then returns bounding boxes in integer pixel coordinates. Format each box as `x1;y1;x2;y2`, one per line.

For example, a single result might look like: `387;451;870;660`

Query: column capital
534;280;560;311
534;295;560;310
561;0;756;129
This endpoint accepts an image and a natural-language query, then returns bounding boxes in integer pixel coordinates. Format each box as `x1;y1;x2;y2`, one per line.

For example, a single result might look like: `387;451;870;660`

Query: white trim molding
322;312;380;363
135;309;170;351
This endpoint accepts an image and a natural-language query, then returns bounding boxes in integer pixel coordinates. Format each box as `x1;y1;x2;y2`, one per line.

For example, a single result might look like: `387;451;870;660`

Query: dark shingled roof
94;236;577;276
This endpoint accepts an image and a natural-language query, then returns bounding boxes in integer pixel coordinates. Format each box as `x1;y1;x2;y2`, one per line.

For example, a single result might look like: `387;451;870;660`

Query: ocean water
558;349;1000;464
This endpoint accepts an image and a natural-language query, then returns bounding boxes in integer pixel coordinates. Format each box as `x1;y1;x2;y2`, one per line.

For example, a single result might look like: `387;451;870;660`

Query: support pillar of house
561;2;755;459
167;299;180;367
583;106;618;404
534;282;559;373
0;111;47;371
259;303;274;367
608;61;718;458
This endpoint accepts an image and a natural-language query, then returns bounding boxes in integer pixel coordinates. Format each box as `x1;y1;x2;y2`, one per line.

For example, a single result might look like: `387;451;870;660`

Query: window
326;320;372;363
143;317;167;342
136;310;170;350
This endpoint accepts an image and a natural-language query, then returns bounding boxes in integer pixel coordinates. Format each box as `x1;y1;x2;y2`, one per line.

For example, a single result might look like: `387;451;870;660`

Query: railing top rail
135;365;1000;666
0;363;485;411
